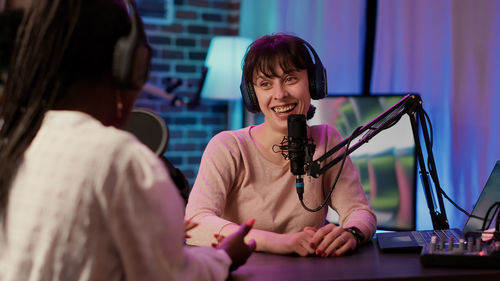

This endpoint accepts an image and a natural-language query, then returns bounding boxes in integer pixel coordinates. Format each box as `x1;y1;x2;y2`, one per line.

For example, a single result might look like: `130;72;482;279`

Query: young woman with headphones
0;1;255;280
186;33;376;258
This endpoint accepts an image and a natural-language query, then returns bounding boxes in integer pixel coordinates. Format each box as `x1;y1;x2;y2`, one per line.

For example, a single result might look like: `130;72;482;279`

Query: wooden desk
231;240;500;281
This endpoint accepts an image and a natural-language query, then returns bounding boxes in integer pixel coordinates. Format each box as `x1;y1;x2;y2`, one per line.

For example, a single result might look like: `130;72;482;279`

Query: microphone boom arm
306;94;449;230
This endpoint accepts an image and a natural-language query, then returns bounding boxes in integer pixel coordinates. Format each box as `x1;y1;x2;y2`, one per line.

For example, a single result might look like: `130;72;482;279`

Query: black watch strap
344;226;364;244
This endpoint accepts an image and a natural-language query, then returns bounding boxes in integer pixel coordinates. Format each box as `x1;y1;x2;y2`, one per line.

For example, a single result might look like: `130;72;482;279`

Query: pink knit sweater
185;124;376;246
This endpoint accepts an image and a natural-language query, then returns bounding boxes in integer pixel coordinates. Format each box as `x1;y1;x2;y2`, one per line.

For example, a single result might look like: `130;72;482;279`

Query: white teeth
273;104;295;113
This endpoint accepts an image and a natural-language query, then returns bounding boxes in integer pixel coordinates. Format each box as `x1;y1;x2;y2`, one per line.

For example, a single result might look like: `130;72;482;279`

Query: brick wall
135;0;241;188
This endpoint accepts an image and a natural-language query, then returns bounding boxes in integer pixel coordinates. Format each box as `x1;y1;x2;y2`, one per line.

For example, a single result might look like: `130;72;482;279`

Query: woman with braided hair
0;1;255;280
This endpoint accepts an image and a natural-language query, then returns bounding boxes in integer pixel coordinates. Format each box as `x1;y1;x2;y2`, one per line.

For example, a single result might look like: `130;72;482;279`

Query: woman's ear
115;89;124;120
115;87;142;127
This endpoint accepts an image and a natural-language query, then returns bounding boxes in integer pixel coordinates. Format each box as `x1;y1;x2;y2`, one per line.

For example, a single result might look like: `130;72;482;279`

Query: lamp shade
200;36;252;100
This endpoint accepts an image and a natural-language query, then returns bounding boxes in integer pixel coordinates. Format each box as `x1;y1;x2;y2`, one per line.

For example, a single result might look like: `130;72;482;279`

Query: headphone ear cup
308;65;327;100
302;40;327;100
112;0;144;90
112;36;136;88
240;76;261;113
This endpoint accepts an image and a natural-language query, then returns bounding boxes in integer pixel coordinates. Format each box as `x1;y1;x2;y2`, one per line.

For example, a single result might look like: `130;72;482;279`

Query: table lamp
200;36;252;130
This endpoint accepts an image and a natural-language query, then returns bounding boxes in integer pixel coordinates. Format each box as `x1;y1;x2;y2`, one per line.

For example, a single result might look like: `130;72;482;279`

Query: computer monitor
309;94;417;231
245;94;417;231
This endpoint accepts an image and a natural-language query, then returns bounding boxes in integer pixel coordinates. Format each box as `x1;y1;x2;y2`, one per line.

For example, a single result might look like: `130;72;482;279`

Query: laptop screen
463;161;500;233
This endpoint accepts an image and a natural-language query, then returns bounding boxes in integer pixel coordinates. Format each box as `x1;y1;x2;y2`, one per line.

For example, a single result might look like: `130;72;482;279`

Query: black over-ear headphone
112;0;151;90
239;39;327;113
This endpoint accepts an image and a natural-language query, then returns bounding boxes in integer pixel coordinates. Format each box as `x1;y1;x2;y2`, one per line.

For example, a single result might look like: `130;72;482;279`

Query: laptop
377;161;500;253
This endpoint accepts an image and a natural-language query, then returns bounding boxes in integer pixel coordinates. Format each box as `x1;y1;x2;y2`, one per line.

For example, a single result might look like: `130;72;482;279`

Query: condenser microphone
287;114;308;200
287;114;307;176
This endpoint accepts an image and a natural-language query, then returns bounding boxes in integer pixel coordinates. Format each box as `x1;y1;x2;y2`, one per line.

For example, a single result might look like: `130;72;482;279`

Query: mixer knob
429;235;437;252
467;237;474;252
458;238;465;252
476;238;482;251
447;237;454;251
439;239;445;251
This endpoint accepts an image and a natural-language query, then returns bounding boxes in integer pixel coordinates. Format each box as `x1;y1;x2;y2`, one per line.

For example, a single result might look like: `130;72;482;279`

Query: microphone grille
288;114;307;139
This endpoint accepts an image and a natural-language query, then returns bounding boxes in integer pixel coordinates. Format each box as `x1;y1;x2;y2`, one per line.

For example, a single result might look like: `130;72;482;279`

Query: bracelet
344;226;364;244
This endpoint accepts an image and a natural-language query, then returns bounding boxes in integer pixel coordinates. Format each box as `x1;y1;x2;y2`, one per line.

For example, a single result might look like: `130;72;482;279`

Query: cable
482;200;500;231
298;126;362;212
297;100;404;212
421;108;485;221
495;203;500;240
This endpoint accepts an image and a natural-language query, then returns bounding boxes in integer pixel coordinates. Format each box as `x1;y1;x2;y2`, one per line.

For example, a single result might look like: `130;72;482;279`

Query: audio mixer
420;235;500;268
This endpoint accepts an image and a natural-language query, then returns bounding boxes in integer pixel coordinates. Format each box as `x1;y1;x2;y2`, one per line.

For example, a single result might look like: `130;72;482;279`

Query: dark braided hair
0;0;135;218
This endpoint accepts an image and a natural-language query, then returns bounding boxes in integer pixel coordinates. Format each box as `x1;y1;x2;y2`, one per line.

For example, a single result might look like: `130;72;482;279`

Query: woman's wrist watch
344;226;364;244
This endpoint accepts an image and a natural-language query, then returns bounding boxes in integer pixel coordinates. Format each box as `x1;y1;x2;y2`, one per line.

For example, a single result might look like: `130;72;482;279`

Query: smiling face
253;65;311;134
